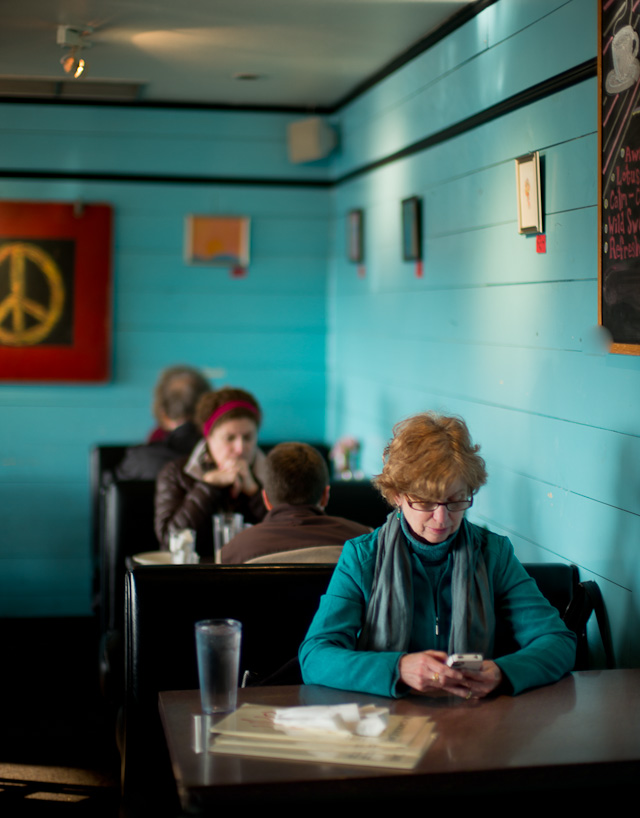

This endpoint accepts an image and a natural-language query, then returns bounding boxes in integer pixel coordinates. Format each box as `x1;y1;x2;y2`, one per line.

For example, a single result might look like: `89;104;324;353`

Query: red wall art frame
0;201;113;382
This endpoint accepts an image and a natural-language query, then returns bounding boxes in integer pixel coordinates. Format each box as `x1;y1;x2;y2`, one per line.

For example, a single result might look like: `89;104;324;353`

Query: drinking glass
195;619;242;714
212;513;244;563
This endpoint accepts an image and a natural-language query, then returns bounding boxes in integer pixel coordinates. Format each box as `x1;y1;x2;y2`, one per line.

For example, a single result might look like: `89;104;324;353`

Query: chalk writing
600;0;640;347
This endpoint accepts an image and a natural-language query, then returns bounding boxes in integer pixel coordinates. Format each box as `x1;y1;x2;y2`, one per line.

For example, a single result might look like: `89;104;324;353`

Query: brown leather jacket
219;504;370;564
154;443;267;557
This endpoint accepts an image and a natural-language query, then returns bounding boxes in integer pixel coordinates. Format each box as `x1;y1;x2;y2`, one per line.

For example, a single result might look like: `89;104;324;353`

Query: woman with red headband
154;387;267;557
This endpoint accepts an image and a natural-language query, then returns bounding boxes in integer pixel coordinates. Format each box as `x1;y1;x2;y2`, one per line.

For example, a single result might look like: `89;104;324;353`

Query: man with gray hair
116;365;210;480
220;442;369;563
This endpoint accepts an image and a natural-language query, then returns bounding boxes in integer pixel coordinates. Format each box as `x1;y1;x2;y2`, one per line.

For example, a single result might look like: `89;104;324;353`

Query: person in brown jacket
154;387;267;558
220;442;370;564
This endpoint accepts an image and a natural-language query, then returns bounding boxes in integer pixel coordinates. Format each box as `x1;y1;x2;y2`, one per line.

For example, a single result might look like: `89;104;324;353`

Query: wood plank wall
328;0;640;667
1;0;637;671
0;106;329;615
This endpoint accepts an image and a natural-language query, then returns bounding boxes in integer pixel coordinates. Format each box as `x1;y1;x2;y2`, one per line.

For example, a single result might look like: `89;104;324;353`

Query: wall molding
335;58;596;186
0;169;331;188
0;59;596;191
0;94;324;116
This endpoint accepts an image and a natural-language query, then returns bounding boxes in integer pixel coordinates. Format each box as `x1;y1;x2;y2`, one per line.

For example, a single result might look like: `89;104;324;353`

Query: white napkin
169;529;195;553
169;528;197;563
272;704;389;737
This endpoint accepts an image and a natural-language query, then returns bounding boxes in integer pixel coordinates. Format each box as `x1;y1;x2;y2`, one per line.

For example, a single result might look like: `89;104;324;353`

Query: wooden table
159;670;640;811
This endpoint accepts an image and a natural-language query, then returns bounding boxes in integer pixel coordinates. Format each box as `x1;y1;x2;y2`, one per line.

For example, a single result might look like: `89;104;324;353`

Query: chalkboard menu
600;0;640;354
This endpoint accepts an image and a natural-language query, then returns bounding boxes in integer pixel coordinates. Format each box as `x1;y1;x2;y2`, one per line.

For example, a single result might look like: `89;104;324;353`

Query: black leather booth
91;441;334;622
101;480;158;636
90;443;131;618
99;480;158;703
325;478;390;528
99;473;389;695
121;563;335;803
119;557;611;811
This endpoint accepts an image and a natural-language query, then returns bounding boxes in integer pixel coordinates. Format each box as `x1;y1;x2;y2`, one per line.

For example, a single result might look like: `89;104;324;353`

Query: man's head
262;443;330;508
153;366;211;430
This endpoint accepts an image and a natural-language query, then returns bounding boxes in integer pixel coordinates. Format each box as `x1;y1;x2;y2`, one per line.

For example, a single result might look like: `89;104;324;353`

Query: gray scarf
358;513;494;655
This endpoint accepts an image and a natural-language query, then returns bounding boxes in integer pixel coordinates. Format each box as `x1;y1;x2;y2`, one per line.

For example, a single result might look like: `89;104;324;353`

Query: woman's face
206;417;258;467
395;476;469;545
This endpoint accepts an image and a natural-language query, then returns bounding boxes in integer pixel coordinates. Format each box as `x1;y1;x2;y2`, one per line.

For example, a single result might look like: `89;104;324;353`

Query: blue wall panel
0;104;330;180
328;0;639;668
332;0;596;178
0;107;329;615
2;0;638;673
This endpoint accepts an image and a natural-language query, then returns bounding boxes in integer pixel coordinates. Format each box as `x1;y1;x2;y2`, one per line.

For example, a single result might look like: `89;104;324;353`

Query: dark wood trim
0;169;331;188
0;95;328;116
0;59;596;190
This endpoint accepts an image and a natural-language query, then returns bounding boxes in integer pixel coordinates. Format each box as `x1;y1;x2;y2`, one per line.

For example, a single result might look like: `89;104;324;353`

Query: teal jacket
299;522;576;697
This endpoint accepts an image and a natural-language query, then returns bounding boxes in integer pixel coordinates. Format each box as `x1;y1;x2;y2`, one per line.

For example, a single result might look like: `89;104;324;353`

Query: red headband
202;400;259;438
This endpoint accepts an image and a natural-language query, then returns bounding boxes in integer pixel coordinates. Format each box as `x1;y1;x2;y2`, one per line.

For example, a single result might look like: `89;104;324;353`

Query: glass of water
195;619;242;714
212;513;244;563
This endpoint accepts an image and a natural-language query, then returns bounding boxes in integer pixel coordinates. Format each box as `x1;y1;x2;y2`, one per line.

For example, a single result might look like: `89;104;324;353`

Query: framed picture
515;152;543;235
185;215;250;267
0;201;112;382
347;209;364;263
598;0;640;354
401;196;422;261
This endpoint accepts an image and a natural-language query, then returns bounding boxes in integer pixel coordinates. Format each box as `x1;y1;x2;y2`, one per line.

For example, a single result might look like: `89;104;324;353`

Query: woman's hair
374;412;487;504
152;365;210;425
195;387;262;435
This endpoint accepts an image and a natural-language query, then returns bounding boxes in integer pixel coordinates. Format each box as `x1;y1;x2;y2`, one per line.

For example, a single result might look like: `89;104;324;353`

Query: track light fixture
60;49;86;78
57;25;92;79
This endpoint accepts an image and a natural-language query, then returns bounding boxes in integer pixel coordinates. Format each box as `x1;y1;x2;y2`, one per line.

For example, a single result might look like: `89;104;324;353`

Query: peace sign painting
0;202;112;382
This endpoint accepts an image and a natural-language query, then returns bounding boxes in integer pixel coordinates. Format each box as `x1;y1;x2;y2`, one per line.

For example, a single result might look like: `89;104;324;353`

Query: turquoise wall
329;0;639;667
0;106;329;615
1;0;637;669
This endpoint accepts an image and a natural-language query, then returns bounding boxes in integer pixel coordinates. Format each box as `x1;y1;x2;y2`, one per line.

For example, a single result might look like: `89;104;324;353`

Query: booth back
101;480;157;635
120;559;590;797
122;563;335;798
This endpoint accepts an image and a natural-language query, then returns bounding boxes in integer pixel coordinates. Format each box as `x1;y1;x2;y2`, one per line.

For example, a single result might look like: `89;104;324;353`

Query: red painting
0;202;112;382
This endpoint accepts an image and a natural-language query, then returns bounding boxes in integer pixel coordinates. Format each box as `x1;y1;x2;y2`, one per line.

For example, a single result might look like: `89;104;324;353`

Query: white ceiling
0;0;471;108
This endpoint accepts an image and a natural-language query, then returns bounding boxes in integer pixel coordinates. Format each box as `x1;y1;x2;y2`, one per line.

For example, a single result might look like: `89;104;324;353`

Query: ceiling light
57;25;92;79
60;50;86;78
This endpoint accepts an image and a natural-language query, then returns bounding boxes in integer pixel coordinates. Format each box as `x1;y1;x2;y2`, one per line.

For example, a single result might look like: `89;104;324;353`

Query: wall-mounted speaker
287;117;337;164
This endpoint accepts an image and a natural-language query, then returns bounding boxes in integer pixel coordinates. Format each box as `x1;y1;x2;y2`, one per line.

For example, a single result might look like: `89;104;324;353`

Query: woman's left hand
459;660;503;698
233;459;259;497
399;652;503;699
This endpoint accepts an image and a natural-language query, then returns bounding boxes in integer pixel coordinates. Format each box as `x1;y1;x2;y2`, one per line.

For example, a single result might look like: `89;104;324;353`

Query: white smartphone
446;653;484;671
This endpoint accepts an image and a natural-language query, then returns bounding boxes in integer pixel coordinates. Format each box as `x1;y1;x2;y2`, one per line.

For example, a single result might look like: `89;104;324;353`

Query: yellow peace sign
0;242;65;346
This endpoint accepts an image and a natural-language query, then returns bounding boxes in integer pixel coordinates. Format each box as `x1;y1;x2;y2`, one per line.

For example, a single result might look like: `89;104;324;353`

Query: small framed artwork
347;209;364;263
515;152;543;234
185;215;250;267
401;196;422;261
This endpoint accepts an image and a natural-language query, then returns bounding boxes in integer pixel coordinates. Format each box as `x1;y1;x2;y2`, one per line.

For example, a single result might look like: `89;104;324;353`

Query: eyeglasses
405;496;473;513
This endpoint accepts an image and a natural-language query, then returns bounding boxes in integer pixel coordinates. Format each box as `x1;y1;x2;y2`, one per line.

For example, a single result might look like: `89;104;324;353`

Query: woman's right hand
398;650;470;698
201;461;243;490
201;458;258;497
